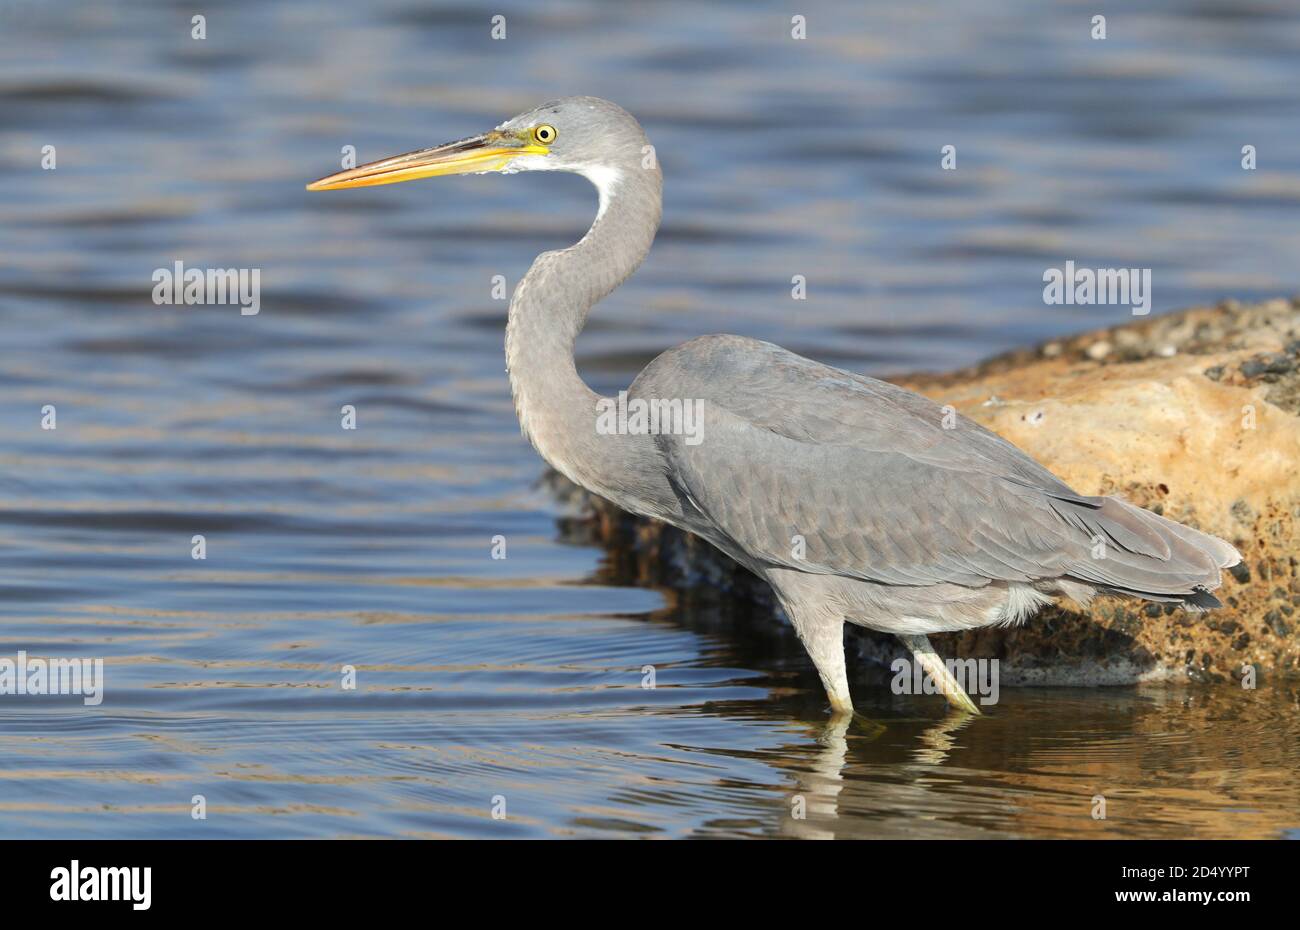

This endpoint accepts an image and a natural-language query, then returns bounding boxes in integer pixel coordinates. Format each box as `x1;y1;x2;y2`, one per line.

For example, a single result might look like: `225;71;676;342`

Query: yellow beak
306;132;548;191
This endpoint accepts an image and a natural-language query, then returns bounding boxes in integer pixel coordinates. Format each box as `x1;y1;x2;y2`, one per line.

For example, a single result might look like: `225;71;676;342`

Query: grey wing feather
633;335;1237;597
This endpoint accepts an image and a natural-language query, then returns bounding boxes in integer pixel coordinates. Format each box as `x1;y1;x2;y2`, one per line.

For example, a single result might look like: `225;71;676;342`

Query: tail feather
1054;496;1240;609
1183;588;1224;611
1049;495;1171;560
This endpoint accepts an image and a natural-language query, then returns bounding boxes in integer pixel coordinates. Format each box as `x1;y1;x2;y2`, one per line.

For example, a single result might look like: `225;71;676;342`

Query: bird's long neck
505;159;670;512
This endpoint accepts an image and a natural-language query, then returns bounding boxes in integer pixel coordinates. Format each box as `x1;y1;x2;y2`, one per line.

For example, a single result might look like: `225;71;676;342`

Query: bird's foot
848;711;886;739
942;685;983;716
826;704;886;739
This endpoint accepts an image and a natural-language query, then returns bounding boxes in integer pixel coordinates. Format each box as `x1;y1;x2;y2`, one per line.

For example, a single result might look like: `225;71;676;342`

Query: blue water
0;0;1297;838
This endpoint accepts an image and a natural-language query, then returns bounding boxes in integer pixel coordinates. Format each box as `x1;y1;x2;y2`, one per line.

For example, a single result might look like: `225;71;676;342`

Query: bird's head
306;96;650;192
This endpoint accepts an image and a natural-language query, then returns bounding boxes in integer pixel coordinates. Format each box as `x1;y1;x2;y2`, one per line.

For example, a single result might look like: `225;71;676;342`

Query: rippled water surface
1;0;1298;838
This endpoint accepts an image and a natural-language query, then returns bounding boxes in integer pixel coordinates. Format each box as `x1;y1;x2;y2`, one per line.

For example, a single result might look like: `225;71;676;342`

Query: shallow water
0;0;1298;838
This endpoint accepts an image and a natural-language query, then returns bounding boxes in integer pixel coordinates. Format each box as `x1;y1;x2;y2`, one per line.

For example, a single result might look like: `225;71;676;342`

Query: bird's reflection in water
910;709;978;766
620;592;1300;838
780;714;851;840
705;681;1300;839
776;708;981;839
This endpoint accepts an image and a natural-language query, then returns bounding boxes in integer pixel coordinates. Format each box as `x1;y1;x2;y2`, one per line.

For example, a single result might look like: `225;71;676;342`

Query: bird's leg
781;604;854;716
896;633;982;715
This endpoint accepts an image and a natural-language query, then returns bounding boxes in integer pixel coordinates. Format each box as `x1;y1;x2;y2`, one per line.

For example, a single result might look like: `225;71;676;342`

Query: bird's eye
532;124;557;145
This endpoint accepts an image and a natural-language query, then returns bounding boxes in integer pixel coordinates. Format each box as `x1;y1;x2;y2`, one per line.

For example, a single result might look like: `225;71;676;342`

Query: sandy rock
553;299;1300;686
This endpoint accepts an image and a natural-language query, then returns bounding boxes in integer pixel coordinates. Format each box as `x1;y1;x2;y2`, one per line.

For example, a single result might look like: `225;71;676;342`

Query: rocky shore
550;299;1300;686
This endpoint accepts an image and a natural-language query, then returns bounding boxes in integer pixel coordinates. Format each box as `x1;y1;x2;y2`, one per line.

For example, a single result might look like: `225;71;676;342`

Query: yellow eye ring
531;124;557;145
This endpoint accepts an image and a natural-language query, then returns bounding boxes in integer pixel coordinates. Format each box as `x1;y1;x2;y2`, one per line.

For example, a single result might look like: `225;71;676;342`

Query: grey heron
308;97;1241;717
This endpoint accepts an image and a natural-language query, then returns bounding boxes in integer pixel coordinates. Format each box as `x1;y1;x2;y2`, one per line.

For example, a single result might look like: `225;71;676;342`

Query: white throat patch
579;165;623;221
